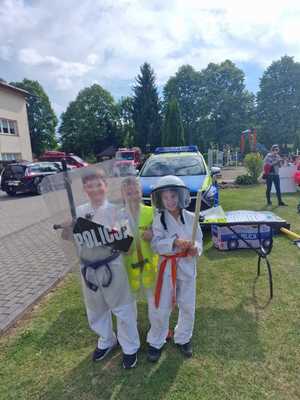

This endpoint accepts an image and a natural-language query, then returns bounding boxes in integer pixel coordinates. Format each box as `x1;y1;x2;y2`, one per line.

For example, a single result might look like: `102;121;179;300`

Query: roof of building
0;81;29;97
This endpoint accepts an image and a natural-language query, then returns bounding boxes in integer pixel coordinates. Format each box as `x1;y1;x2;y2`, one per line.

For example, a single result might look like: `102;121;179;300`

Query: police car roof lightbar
154;146;199;154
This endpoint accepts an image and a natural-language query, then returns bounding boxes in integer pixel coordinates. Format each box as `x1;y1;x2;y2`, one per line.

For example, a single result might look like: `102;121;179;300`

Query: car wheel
262;238;273;255
34;178;43;195
262;238;272;249
6;187;17;196
228;239;239;250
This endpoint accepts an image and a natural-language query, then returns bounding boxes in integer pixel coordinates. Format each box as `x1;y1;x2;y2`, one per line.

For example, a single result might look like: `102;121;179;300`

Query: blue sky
1;0;300;117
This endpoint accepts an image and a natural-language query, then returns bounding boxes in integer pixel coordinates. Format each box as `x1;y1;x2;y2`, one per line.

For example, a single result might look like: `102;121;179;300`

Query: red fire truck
115;148;142;168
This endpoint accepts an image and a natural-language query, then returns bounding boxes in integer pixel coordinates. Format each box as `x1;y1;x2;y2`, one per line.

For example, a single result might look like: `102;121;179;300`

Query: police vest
124;204;157;292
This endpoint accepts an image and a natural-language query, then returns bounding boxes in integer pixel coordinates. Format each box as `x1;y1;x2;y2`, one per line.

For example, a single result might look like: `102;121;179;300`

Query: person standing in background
263;144;287;206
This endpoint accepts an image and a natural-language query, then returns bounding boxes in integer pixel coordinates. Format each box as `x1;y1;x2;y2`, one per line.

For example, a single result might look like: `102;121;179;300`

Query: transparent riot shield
41;160;140;311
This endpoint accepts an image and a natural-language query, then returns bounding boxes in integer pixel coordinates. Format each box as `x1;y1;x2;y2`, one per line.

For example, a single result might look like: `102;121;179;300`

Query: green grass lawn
1;186;300;400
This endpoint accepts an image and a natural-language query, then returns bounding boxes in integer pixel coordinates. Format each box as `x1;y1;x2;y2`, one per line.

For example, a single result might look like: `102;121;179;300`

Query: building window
0;118;18;135
8;120;16;134
0;153;21;161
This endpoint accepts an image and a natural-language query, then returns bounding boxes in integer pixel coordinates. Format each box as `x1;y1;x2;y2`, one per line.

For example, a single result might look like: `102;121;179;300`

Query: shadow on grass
40;348;185;400
251;275;272;310
37;305;91;351
192;301;265;362
204;245;256;260
33;302;264;399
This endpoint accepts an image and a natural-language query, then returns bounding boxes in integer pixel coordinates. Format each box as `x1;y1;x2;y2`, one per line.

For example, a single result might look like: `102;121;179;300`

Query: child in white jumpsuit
147;175;203;362
64;167;140;369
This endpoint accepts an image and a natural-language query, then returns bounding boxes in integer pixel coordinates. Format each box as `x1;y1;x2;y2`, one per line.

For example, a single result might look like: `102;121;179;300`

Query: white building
0;81;33;162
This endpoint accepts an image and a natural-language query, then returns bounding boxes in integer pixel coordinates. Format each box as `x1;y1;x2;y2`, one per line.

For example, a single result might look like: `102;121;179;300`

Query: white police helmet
151;175;190;210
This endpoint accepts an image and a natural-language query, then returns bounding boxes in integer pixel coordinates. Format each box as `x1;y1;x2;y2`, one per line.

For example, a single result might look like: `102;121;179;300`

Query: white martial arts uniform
76;200;140;355
147;209;203;349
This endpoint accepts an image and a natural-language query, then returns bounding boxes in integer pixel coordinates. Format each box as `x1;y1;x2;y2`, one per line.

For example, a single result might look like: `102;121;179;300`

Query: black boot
278;201;287;206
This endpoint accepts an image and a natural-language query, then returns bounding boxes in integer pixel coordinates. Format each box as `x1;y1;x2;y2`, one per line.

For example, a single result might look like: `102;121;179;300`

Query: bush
85;154;97;164
235;174;257;185
244;152;263;182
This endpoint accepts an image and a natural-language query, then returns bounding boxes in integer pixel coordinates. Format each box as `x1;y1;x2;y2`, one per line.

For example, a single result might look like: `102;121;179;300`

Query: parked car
139;146;220;211
1;161;61;196
38;151;88;168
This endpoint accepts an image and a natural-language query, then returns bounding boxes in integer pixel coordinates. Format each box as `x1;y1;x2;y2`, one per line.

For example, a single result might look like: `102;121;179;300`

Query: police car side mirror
211;167;221;176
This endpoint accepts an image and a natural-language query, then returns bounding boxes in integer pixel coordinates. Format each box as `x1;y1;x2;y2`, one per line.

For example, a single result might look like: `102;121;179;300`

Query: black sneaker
123;352;138;369
267;201;272;206
147;345;161;362
177;341;193;358
279;201;287;206
92;343;117;362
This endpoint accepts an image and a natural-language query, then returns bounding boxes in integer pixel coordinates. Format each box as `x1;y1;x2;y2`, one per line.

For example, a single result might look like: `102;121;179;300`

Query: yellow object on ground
280;227;300;241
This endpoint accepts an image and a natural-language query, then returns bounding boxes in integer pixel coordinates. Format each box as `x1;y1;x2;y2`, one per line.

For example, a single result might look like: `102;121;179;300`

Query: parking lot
0;190;72;333
0;190;49;237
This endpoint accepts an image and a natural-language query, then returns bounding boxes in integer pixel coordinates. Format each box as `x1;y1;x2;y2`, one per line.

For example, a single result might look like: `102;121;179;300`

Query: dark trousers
266;174;282;204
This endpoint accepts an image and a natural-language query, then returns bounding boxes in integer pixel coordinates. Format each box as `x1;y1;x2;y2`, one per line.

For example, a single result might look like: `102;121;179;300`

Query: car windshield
29;163;59;173
10;165;26;174
140;155;206;177
3;165;26;177
116;152;134;160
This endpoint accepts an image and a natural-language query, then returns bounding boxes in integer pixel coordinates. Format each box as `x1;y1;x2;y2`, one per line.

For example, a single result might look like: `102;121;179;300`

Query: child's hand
61;226;73;241
142;228;153;241
174;239;192;251
60;218;73;240
187;246;198;257
60;219;72;229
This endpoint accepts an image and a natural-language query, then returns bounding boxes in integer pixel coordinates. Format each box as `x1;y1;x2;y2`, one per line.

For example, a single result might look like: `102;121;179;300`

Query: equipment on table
202;207;290;299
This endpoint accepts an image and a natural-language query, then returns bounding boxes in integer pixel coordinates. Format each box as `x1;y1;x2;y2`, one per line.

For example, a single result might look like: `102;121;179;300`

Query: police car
139;146;220;210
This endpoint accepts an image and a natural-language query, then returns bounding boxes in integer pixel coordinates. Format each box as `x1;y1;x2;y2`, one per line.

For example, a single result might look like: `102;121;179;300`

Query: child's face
83;177;107;204
161;190;179;212
123;183;141;203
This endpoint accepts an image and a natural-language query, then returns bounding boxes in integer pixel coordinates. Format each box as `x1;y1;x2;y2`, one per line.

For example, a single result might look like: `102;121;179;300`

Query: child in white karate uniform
62;167;140;369
147;175;203;362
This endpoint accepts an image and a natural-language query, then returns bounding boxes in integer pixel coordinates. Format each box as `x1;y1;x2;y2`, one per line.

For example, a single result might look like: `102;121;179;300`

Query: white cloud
1;0;300;113
87;54;100;65
19;48;44;65
0;45;13;61
19;48;93;90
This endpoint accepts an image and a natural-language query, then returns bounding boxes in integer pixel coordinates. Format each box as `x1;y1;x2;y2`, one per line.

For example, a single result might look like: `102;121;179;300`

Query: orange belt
154;251;188;308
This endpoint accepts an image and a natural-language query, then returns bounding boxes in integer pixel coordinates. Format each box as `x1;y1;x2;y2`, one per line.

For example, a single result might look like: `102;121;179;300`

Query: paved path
219;166;247;182
0;191;74;333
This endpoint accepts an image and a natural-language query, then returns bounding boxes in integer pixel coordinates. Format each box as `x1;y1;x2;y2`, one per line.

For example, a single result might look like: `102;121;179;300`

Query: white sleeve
151;215;176;255
76;203;89;218
194;223;203;256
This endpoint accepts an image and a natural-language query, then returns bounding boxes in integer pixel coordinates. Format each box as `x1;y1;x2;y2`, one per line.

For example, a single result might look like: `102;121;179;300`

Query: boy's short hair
81;167;107;184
